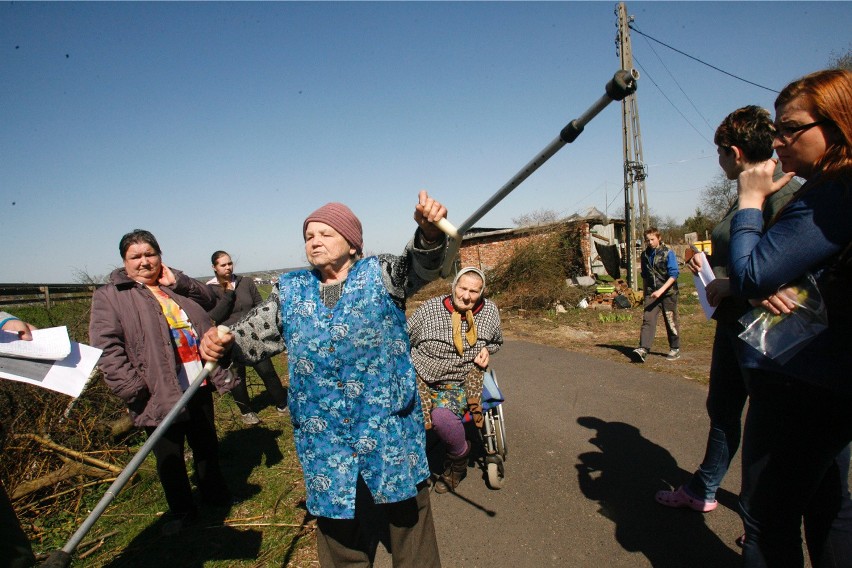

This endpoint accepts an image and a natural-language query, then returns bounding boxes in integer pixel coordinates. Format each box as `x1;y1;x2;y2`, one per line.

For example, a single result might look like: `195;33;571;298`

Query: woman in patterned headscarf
408;266;503;494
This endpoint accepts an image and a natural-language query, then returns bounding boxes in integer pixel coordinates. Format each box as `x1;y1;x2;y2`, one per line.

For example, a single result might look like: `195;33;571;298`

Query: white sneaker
632;347;647;363
241;412;261;425
666;349;681;361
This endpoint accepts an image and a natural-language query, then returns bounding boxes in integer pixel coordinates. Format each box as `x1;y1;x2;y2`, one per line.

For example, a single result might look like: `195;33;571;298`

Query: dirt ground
495;296;718;385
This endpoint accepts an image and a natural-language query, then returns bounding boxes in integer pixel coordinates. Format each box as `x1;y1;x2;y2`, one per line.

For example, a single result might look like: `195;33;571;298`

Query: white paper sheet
0;326;72;360
691;252;717;319
0;341;102;398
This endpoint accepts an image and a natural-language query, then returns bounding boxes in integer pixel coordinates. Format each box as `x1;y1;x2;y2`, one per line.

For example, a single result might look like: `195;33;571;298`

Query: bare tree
828;45;852;71
654;215;682;244
699;172;737;225
72;267;108;286
512;208;562;228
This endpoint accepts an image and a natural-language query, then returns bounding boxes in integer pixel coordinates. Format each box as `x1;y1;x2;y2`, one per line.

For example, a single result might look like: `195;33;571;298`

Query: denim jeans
685;320;748;501
740;370;852;568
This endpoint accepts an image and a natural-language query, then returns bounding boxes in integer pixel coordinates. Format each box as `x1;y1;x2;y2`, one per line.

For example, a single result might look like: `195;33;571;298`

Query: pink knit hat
303;202;364;254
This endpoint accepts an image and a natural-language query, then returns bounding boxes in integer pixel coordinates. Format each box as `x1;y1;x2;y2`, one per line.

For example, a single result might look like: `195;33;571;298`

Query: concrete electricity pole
616;2;649;289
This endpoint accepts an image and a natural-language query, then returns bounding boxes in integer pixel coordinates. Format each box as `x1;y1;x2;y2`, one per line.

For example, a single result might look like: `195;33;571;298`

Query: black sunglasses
774;120;827;141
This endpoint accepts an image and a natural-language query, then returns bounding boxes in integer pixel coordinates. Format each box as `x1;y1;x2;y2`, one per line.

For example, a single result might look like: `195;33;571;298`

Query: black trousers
145;386;230;516
0;480;35;568
229;357;288;413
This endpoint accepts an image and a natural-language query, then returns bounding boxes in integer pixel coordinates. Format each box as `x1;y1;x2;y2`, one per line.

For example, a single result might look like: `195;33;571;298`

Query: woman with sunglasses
730;69;852;567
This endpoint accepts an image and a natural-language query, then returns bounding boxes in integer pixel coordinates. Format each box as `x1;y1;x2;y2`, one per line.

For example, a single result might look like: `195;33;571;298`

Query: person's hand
748;286;800;315
158;264;176;287
705;278;731;307
414;190;448;242
685;250;703;275
1;319;36;341
474;347;490;369
649;289;662;301
737;159;796;210
199;327;235;362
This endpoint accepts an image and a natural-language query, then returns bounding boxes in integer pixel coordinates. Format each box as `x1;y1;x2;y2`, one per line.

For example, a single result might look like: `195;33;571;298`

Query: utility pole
616;2;649;290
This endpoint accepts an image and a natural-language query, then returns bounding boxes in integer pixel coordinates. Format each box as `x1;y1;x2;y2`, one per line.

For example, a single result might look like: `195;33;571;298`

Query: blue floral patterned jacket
226;234;445;518
281;257;429;518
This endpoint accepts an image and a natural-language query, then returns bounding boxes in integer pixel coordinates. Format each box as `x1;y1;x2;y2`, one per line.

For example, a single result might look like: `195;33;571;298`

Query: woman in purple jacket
90;230;236;534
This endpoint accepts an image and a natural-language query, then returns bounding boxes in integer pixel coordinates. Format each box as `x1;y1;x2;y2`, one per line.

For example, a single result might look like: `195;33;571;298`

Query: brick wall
459;223;597;276
458;231;552;272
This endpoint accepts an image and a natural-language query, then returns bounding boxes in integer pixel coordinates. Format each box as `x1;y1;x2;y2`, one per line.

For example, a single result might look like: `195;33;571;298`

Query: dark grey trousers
639;292;680;351
316;478;441;568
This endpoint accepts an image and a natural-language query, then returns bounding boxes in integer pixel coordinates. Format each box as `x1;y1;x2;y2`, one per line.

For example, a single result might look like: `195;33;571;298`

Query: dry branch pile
1;374;140;549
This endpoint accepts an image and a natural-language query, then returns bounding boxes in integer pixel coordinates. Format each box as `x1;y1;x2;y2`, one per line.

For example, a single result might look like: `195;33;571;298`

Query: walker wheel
486;456;505;490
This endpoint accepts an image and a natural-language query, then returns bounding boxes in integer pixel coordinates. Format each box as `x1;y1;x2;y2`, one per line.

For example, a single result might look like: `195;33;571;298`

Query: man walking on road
633;227;680;362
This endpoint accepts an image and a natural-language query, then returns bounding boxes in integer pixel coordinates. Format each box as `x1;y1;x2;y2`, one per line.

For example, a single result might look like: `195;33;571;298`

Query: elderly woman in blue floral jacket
201;191;447;567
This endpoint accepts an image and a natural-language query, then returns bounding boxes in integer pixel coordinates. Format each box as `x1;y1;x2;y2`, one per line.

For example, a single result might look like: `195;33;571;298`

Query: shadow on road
596;342;656;363
575;415;741;567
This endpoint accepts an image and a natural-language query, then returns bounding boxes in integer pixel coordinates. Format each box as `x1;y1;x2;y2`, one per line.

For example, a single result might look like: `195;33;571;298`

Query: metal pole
437;69;639;277
42;327;229;568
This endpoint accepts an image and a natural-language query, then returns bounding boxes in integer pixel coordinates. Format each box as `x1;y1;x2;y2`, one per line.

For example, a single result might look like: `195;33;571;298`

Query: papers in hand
0;326;72;360
0;339;102;398
691;252;717;319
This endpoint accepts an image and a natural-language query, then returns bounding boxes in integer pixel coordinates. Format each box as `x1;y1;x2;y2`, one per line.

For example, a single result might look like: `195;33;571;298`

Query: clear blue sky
2;2;850;283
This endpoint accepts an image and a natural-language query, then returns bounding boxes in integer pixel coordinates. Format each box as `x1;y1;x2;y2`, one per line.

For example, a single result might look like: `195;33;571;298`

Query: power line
628;24;779;93
633;55;713;145
638;31;715;132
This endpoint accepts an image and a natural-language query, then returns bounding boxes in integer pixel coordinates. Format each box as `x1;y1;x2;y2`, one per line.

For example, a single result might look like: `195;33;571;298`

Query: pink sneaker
655;485;717;512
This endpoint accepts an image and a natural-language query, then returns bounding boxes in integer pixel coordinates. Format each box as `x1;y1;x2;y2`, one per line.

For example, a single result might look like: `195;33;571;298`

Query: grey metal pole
42;327;229;568
437;69;639;277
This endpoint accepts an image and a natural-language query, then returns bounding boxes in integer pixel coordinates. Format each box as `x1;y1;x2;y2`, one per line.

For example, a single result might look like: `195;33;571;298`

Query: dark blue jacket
730;176;852;393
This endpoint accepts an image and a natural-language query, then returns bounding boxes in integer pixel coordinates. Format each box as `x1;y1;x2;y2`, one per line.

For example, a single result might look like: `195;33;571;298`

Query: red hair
776;69;852;184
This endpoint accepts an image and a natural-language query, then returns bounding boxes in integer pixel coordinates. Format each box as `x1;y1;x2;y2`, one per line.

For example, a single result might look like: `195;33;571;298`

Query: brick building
457;211;627;279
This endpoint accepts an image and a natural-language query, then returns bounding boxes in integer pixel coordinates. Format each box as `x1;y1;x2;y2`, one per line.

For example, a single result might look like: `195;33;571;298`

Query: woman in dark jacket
207;251;288;425
89;230;236;533
730;69;852;567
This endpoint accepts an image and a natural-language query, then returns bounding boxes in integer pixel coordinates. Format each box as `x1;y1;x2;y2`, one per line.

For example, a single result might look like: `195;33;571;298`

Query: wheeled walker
463;367;507;489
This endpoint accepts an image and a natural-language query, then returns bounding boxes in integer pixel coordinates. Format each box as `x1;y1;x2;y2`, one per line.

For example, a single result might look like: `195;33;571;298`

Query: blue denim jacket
729;176;852;393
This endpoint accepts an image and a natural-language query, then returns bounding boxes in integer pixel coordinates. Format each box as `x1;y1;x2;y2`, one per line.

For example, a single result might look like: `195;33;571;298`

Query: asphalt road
376;339;746;567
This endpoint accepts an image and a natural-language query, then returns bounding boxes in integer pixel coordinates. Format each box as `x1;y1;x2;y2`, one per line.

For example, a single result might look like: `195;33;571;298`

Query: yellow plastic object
693;240;713;256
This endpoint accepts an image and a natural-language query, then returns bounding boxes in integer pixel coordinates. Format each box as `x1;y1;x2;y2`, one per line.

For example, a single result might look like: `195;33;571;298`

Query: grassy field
3;271;717;566
3;299;319;567
60;365;319;568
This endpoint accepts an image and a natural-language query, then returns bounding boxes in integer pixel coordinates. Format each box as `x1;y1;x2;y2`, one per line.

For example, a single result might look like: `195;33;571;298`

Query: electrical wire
633;55;713;145
638;31;715;132
628;23;779;93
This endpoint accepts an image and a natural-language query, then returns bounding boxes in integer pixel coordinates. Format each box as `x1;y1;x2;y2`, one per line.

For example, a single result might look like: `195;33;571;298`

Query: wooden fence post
39;286;52;309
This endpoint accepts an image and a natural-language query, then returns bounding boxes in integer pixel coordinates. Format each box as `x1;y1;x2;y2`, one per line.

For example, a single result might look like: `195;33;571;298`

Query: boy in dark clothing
633;228;680;362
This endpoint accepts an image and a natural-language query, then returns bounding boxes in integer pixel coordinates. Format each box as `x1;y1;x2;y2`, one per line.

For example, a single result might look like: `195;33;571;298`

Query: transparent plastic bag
738;273;829;365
